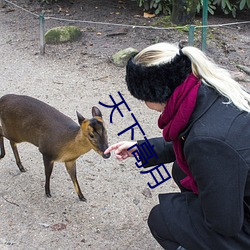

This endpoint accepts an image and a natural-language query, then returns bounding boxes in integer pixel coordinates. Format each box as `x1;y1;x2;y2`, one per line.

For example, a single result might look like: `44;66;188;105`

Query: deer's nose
103;152;111;159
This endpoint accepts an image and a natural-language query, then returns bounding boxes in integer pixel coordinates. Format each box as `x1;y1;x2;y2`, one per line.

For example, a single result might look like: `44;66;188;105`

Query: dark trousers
148;162;188;250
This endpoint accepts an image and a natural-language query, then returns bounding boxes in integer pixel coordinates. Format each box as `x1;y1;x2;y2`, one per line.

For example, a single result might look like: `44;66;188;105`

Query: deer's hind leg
65;161;86;202
10;141;26;172
43;155;54;198
0;126;5;159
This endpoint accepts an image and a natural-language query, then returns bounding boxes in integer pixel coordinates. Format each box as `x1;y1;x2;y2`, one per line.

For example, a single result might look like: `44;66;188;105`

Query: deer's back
0;94;79;147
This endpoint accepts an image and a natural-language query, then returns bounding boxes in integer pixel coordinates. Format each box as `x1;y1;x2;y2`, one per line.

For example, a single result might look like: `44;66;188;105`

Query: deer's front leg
65;160;86;202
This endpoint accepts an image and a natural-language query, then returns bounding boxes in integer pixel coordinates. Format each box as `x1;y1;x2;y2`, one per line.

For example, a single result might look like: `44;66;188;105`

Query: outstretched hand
104;141;136;160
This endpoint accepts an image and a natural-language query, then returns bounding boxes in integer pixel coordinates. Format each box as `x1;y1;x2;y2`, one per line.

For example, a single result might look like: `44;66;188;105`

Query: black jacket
139;84;250;249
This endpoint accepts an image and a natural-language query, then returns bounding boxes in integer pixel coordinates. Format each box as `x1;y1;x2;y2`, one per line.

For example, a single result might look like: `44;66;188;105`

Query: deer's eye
89;133;94;139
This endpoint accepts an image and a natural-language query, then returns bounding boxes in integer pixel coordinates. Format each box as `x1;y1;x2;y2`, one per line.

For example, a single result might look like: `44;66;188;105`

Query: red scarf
158;73;200;194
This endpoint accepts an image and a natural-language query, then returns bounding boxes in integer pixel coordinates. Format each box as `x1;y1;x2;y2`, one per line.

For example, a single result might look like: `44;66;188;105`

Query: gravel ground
0;1;249;249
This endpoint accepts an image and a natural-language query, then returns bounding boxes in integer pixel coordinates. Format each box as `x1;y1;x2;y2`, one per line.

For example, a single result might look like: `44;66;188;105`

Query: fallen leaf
51;223;67;231
143;12;155;18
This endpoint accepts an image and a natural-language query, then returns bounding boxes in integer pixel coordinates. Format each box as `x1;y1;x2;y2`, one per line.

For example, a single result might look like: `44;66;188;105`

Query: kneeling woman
105;42;250;250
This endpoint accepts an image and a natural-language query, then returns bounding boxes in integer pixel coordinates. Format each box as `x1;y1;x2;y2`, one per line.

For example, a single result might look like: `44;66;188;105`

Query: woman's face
145;102;166;112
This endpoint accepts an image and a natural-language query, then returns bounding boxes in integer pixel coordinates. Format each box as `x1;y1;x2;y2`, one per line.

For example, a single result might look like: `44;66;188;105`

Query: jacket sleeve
185;136;248;237
137;137;175;168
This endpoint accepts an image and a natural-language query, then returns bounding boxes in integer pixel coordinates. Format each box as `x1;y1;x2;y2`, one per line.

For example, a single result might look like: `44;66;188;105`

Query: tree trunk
171;0;198;25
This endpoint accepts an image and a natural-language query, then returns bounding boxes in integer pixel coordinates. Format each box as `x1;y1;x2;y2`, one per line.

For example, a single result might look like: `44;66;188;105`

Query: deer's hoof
46;193;52;198
79;196;87;202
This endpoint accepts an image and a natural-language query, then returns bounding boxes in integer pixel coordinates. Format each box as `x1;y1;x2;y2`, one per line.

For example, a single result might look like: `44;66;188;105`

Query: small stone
112;47;138;67
5;241;15;246
231;71;247;82
141;187;152;198
45;26;82;44
39;223;50;228
0;0;6;8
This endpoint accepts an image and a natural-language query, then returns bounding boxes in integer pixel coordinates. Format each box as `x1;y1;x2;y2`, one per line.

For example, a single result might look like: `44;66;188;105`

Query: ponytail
182;46;250;112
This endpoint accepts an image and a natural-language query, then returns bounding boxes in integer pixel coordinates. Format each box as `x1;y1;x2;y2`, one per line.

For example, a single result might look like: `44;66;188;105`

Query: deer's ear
76;111;85;125
92;106;102;118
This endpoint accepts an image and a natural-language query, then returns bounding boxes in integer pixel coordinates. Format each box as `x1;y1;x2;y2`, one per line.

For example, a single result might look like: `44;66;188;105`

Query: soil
0;0;249;249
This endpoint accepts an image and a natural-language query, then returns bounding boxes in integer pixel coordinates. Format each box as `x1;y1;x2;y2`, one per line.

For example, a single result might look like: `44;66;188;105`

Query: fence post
201;0;208;51
188;25;195;46
0;0;5;8
39;11;45;55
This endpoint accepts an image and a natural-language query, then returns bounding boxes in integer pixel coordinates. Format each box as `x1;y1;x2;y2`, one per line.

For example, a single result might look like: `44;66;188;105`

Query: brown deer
0;94;110;201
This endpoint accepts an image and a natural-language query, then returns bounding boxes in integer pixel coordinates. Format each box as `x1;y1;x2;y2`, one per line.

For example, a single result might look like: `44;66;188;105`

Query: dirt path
0;3;178;250
0;1;249;249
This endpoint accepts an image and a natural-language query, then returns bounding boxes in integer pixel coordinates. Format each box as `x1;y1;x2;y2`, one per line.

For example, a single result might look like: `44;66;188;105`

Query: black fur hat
125;52;192;103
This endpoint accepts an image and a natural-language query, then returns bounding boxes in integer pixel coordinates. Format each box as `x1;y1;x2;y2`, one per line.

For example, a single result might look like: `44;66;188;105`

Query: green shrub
135;0;250;18
135;0;172;15
213;0;250;17
196;0;216;15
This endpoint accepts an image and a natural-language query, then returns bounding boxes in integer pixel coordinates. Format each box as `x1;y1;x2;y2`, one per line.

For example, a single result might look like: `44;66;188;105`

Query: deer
0;94;111;202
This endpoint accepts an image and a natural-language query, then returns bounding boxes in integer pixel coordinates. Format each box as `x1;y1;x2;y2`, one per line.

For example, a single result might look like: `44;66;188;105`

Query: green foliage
135;0;250;18
239;0;250;9
135;0;172;15
197;0;216;15
213;0;237;17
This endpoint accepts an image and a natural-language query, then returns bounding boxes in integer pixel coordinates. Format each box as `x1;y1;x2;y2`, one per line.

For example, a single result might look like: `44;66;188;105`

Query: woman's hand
104;141;137;160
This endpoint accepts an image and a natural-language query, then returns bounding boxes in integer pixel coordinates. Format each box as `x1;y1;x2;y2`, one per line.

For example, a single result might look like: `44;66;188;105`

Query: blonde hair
134;42;250;113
